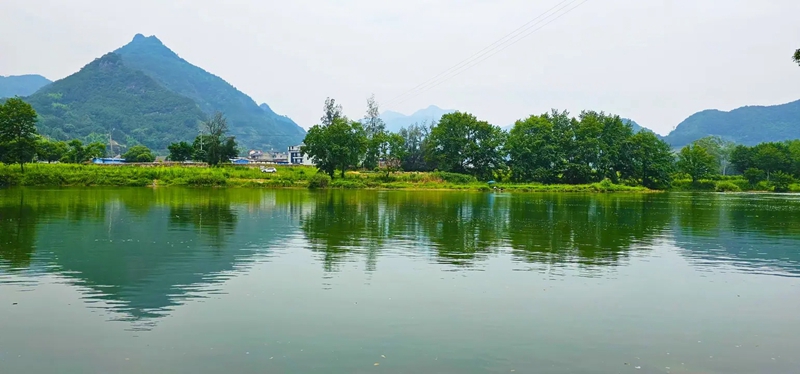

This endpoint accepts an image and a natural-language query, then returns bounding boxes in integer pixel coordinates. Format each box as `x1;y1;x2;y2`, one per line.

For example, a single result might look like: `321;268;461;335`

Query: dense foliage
794;48;800;66
665;100;800;147
25;53;206;152
0;98;39;171
115;34;306;151
302;98;677;188
0;75;52;98
123;145;156;163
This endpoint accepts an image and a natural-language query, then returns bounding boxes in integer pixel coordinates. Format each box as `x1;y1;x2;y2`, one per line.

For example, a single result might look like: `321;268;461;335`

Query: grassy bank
671;177;800;193
0;163;649;192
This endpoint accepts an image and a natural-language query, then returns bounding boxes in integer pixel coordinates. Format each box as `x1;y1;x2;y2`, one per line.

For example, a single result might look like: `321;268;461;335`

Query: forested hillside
26;53;206;151
665;100;800;147
115;34;305;150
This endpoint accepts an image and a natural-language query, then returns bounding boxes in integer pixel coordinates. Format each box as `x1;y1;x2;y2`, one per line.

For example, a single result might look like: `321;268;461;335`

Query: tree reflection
507;194;671;268
0;193;37;270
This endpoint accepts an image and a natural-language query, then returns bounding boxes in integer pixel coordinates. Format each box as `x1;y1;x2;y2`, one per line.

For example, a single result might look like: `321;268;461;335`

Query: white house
288;144;314;166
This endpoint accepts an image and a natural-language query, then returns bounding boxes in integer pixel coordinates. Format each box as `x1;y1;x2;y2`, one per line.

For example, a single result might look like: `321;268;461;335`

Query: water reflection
2;188;800;329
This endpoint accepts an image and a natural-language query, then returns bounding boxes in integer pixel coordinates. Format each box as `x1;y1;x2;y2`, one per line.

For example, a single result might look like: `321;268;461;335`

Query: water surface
1;188;799;373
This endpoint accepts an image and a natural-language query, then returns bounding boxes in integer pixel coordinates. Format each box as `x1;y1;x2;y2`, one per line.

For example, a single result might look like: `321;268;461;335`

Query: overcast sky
1;0;799;134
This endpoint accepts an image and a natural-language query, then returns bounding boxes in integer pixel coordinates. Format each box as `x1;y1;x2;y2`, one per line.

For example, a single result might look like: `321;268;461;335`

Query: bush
715;181;741;192
771;171;794;193
431;171;477;184
308;173;331;189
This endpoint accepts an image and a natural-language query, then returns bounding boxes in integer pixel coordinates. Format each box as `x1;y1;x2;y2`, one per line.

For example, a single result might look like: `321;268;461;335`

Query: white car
260;167;277;174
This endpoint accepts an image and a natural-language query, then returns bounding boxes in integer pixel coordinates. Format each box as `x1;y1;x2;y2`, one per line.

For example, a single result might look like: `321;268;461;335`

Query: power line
384;0;590;107
383;0;575;106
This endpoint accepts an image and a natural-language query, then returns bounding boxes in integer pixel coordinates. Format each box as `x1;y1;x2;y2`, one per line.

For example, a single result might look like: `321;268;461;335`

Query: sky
1;0;799;135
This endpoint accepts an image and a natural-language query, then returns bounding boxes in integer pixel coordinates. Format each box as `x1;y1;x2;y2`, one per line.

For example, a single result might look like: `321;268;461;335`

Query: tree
506;114;559;183
167;141;193;162
743;168;765;187
375;131;406;177
693;136;735;175
0;97;39;172
752;142;792;179
35;138;68;163
362;94;386;170
60;140;105;163
794;48;800;66
302;117;367;178
202;112;230;166
221;137;239;161
428;112;506;180
398;122;433;172
730;145;755;174
123;145;155;163
321;97;344;127
624;131;675;189
677;144;718;183
771;171;794;192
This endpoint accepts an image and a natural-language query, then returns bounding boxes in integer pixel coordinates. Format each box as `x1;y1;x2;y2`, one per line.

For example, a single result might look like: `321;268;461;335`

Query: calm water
1;188;799;374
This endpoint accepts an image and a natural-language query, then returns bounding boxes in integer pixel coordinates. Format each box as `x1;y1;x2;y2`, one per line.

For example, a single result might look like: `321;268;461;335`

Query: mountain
0;74;52;98
664;100;800;147
115;34;305;150
621;118;658;135
381;105;455;132
26;53;206;150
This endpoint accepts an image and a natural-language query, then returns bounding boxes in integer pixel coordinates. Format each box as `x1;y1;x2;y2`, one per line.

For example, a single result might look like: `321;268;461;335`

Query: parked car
260;166;277;173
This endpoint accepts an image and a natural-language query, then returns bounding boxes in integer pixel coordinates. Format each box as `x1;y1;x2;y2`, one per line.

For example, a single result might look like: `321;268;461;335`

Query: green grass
1;163;652;192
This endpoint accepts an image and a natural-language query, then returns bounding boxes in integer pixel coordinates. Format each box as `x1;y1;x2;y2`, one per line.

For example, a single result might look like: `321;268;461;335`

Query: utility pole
109;128;115;157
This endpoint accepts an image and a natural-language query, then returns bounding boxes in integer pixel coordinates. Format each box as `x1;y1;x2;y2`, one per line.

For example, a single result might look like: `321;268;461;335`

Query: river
1;188;799;373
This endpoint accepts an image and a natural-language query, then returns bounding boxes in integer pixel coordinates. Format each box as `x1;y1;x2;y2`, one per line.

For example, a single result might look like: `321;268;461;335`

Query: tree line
0;97;239;170
303;97;676;188
303;96;799;191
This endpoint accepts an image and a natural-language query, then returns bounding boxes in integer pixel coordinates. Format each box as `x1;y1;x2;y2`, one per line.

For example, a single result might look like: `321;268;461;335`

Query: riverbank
0;164;650;192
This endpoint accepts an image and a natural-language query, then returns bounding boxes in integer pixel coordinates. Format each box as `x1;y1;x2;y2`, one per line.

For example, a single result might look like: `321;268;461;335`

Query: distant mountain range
664;99;800;147
11;34;306;152
380;105;455;132
0;74;52;98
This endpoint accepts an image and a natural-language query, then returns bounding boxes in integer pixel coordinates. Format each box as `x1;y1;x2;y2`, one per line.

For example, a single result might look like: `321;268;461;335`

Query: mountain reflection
2;188;800;329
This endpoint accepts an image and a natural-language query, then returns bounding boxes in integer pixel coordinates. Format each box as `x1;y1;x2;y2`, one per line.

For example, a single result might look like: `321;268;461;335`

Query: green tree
506;114;559;183
123;145;155;163
677;144;718;183
752;142;792;179
221;137;239;161
362;94;386;170
302;118;367;178
35;138;69;163
794;48;800;66
167;141;193;162
770;171;794;192
624;131;675;189
321;97;344;127
743;168;765;187
591;111;634;182
202;112;230;166
0;97;39;172
693;136;735;175
375;131;406;177
60;140;104;163
428;112;506;180
730;145;755;173
398;122;433;172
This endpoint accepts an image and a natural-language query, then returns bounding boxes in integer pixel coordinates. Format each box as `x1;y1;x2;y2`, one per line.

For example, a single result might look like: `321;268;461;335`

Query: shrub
715;181;741;192
308;173;331;189
771;171;794;193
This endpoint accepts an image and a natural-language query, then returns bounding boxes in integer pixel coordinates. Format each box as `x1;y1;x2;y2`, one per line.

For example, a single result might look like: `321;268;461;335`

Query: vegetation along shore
1;95;799;193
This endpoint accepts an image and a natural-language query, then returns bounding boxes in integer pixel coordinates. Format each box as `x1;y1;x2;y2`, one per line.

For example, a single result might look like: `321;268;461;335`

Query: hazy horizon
2;0;799;135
